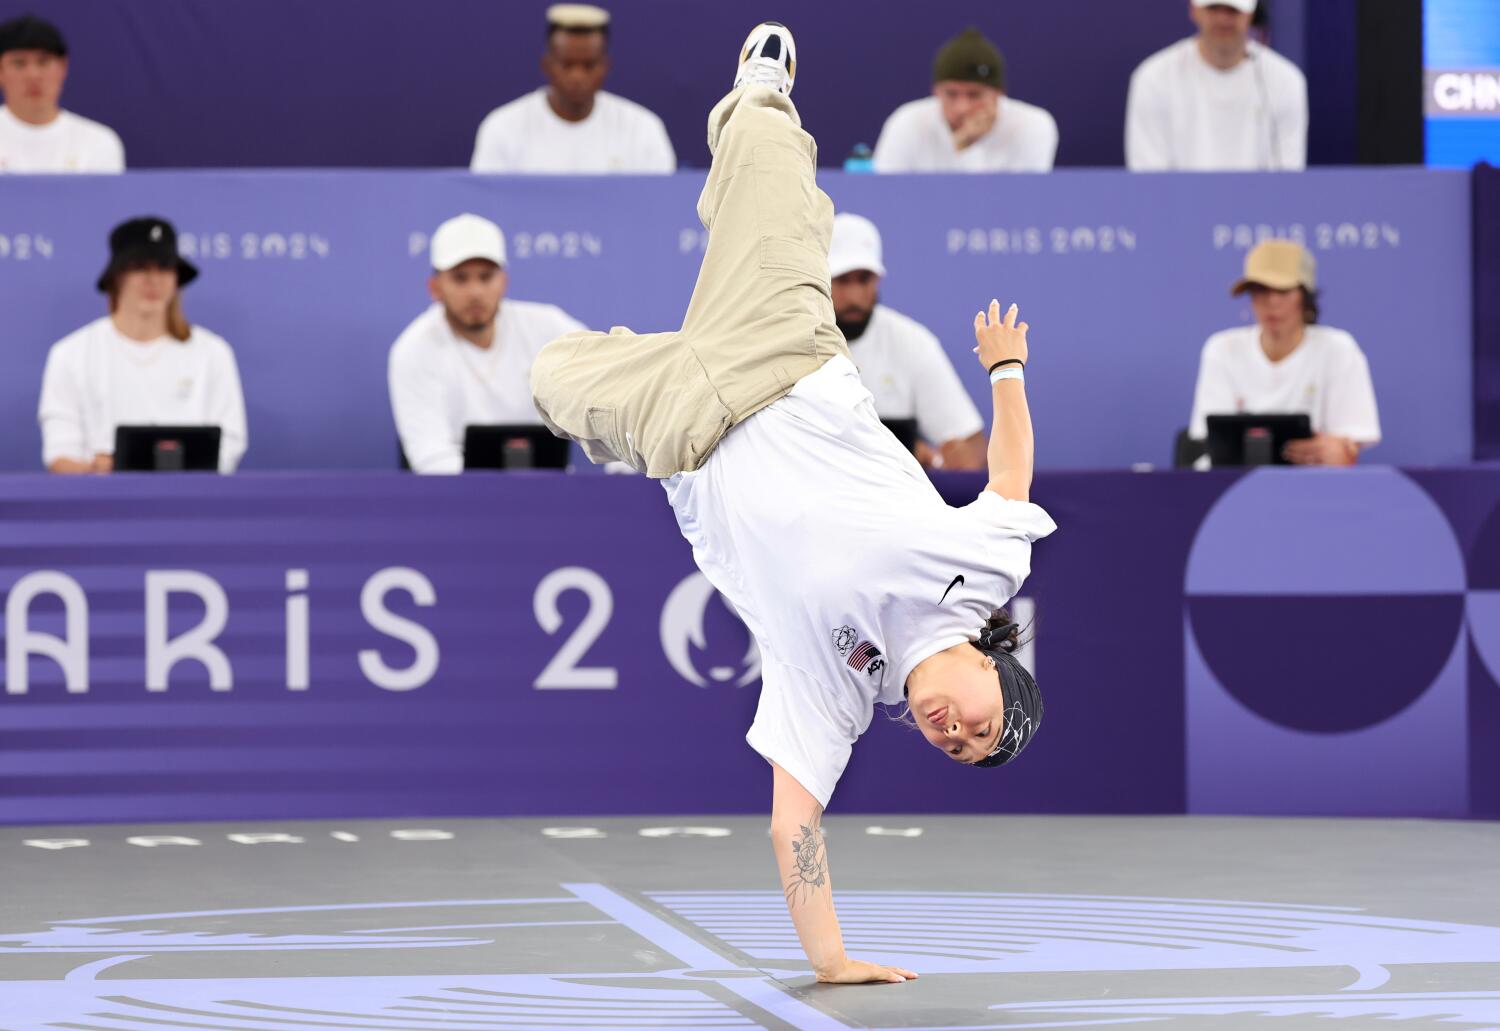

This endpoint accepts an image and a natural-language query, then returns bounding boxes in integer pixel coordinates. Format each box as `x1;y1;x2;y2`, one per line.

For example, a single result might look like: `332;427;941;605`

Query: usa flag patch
847;641;882;671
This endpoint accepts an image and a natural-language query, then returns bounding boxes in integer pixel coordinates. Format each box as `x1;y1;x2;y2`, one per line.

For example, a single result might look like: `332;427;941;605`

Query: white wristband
990;367;1024;385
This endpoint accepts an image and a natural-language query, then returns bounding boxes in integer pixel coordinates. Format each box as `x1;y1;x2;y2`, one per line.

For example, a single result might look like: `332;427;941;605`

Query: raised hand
972;298;1029;372
953;92;999;150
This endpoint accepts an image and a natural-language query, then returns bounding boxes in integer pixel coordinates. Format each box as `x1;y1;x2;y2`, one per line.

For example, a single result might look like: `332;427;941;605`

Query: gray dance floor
3;815;1499;1030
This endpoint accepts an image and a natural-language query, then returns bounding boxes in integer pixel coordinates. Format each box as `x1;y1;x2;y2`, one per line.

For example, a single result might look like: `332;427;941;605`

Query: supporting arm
769;762;917;984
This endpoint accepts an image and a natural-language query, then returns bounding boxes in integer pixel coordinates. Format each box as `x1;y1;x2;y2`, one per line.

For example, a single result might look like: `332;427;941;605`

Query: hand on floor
816;957;920;984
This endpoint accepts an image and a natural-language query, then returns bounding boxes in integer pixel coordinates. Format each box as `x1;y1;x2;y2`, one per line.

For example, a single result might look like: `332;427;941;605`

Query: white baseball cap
1192;0;1257;13
828;213;886;279
547;3;610;29
431;213;506;272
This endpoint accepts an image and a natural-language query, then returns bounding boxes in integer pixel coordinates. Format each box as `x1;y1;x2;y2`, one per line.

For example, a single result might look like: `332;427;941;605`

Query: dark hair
0;13;67;58
969;607;1042;769
547;24;609;47
1301;287;1320;325
971;607;1024;654
1247;283;1320;325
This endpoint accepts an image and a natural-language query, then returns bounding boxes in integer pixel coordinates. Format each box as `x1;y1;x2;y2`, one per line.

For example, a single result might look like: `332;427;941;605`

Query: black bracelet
988;358;1025;374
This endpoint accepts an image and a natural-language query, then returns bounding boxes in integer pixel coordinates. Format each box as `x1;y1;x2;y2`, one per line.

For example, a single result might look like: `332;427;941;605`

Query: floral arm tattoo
784;821;829;907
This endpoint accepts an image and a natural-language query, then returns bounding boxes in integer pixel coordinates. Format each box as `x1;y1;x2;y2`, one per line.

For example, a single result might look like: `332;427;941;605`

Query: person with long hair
532;22;1054;985
38;217;248;473
1189;238;1380;465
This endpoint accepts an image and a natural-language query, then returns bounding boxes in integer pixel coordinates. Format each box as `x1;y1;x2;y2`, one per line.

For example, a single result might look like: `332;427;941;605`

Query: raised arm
769;762;916;984
972;299;1033;502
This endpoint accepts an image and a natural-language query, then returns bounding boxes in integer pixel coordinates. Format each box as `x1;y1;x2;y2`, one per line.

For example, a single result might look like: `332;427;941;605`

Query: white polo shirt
389;300;586;474
1126;39;1307;171
470;89;676;174
665;355;1055;806
872;95;1058;173
1188;324;1381;446
848;304;985;446
38;316;247;471
0;107;124;173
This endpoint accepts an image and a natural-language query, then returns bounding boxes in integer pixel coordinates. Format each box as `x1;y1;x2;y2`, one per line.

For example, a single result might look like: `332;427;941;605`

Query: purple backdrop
6;0;1255;170
1476;163;1500;460
2;466;1498;825
0;168;1474;473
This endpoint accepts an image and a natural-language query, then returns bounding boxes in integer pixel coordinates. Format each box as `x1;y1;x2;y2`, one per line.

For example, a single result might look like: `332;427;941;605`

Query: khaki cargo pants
529;86;849;478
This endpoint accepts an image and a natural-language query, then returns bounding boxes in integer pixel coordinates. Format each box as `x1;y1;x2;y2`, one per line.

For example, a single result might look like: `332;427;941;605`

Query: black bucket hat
96;217;199;293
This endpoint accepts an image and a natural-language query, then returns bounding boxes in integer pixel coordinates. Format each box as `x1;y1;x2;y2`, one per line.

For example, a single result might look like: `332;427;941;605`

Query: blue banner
1424;0;1500;167
0;169;1474;473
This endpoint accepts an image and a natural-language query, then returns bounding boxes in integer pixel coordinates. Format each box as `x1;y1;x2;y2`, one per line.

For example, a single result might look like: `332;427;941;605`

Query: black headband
970;643;1043;769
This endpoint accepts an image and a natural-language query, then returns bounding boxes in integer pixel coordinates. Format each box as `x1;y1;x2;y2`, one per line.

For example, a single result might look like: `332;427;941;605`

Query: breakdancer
532;21;1054;984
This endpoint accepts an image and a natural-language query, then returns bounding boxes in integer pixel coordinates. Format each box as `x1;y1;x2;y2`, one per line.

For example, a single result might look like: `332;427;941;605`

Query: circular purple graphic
1188;594;1464;732
1186;469;1465;734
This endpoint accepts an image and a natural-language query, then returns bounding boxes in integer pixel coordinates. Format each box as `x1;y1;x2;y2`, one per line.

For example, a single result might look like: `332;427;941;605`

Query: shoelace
736;48;790;92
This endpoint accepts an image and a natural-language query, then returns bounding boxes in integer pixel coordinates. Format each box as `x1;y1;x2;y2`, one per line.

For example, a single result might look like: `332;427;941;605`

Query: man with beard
1126;0;1306;171
388;213;585;474
830;213;985;470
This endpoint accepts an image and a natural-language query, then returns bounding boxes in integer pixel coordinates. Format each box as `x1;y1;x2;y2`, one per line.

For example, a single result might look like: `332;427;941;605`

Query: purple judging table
2;466;1498;825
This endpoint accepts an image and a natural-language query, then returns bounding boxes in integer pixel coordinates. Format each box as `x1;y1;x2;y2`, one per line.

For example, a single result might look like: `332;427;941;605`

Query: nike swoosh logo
940;575;965;604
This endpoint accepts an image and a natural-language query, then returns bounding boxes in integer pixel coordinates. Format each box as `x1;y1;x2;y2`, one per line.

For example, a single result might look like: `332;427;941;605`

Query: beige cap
828;213;887;278
431;213;506;271
1192;0;1256;12
547;3;610;29
1231;239;1316;295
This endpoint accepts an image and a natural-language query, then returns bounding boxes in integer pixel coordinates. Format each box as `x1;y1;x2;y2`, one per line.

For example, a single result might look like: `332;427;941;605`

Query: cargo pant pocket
583;405;630;467
750;142;828;281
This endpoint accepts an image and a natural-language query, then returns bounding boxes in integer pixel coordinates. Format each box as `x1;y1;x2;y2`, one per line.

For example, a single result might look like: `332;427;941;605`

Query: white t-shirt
1188;324;1381;447
38;316;247;471
665;355;1055;807
872;95;1058;173
1125;38;1307;171
0;107;124;173
848;304;985;446
389;299;586;474
470;89;676;174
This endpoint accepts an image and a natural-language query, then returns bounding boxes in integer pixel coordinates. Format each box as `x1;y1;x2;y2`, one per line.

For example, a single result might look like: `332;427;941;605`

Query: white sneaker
734;22;795;96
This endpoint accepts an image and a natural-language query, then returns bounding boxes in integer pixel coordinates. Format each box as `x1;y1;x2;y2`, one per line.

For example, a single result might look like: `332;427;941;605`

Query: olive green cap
933;28;1005;90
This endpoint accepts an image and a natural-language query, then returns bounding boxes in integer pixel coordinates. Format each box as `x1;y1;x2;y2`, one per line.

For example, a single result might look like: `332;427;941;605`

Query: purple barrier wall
1476;163;1500;460
0;169;1474;472
11;0;1198;170
2;466;1498;825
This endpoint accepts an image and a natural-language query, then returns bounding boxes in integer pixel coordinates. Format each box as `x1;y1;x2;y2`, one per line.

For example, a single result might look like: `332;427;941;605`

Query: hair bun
977;619;1021;652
